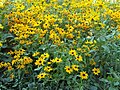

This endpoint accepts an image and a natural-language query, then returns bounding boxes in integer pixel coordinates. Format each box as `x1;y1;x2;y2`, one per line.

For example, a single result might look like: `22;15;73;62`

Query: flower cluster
0;0;120;89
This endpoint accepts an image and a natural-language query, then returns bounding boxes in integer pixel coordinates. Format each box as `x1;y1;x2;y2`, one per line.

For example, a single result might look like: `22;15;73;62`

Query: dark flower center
83;74;85;76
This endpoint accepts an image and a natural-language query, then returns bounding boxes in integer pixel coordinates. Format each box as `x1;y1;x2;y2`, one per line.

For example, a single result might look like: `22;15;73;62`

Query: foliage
0;0;120;90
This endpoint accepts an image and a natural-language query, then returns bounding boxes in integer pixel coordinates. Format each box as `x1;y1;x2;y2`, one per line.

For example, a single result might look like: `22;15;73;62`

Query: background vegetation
0;0;120;90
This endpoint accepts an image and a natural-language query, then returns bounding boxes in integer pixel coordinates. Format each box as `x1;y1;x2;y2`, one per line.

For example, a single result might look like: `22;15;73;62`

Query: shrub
0;0;120;90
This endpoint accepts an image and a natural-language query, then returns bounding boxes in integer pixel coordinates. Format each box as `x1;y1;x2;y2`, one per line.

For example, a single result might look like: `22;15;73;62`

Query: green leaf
102;45;110;53
34;66;42;71
107;76;114;82
12;83;18;88
99;78;109;83
67;80;71;85
99;36;106;42
0;85;7;89
39;45;46;50
2;33;14;40
74;88;80;90
113;72;119;79
28;82;36;89
58;89;63;90
109;87;117;90
90;86;98;90
1;44;7;48
22;88;27;90
114;82;119;86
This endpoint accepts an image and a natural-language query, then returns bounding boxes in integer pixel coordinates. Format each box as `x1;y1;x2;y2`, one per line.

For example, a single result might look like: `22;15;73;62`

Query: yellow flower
40;54;46;60
67;26;74;32
69;49;77;56
0;2;4;8
72;40;77;45
72;65;79;71
82;45;90;51
0;42;2;47
15;3;25;10
35;58;45;66
12;60;17;65
75;55;83;62
92;68;100;75
37;72;47;79
43;53;49;58
7;50;14;55
47;61;52;65
80;71;88;80
0;62;4;68
17;64;25;69
55;57;62;63
65;66;73;74
43;22;50;29
66;33;74;39
85;53;91;57
85;40;93;44
77;48;82;51
3;62;10;67
8;66;13;71
14;55;20;59
50;59;56;63
26;41;33;45
10;73;14;79
44;66;52;72
3;62;7;67
117;34;120;39
23;57;33;64
90;59;96;66
32;52;40;57
27;0;32;3
19;49;25;55
0;24;3;29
